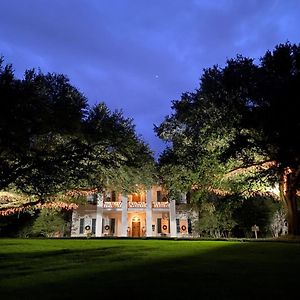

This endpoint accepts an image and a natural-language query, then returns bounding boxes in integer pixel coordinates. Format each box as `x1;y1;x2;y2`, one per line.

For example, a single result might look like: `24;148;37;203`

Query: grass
0;238;300;299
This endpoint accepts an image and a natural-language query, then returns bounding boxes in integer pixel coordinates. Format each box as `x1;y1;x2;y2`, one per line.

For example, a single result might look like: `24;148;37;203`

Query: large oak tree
156;42;300;236
0;58;155;214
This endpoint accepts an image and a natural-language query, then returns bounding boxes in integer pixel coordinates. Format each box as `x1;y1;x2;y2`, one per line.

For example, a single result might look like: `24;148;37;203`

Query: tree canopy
156;42;300;235
0;58;156;215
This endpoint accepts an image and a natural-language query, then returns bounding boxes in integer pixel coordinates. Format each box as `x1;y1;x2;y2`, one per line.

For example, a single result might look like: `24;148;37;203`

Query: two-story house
71;185;194;238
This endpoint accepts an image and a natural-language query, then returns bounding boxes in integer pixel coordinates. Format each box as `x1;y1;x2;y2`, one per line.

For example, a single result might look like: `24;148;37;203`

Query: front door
132;222;140;237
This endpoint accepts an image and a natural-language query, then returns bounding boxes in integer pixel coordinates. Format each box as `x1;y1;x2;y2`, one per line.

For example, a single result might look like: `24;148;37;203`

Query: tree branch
225;160;277;178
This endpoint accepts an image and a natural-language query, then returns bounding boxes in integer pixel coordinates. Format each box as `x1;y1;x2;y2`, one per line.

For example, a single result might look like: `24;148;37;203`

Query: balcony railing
128;202;146;208
99;201;170;209
103;201;122;208
152;202;170;208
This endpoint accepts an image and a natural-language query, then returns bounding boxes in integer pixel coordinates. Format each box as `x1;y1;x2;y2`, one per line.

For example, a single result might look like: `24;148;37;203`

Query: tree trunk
279;168;299;236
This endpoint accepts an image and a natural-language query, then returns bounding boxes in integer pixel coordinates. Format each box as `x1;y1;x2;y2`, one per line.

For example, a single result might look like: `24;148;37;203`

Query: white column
71;211;79;237
170;199;177;237
96;193;103;237
146;190;153;237
121;195;128;237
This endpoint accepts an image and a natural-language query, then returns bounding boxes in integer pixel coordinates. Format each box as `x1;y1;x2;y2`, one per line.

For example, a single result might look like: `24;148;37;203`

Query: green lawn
0;238;299;299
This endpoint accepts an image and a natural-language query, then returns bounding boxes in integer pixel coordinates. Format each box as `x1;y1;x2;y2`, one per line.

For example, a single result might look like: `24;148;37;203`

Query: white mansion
71;185;194;238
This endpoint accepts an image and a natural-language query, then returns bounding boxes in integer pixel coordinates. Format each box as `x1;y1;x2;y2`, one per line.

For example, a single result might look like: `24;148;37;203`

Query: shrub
31;209;67;237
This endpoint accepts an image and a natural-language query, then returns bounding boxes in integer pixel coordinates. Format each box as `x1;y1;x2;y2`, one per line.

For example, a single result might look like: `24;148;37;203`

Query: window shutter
110;218;115;234
102;218;105;233
79;218;84;234
176;219;180;233
157;218;162;233
92;218;96;234
188;218;192;233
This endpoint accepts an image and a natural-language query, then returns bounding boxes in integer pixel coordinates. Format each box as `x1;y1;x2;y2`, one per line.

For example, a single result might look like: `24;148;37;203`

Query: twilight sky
1;0;300;158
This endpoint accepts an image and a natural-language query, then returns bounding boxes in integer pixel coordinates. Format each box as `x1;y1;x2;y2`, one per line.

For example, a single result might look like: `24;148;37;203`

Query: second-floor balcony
128;202;147;208
98;201;170;209
152;202;170;208
103;201;122;209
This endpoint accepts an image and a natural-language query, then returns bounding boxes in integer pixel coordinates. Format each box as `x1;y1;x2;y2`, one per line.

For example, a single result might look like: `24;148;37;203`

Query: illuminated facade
71;186;194;238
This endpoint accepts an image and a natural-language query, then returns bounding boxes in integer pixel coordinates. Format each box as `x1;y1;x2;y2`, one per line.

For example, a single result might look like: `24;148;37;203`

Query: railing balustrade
128;202;147;208
103;201;122;208
152;202;170;208
99;201;170;209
